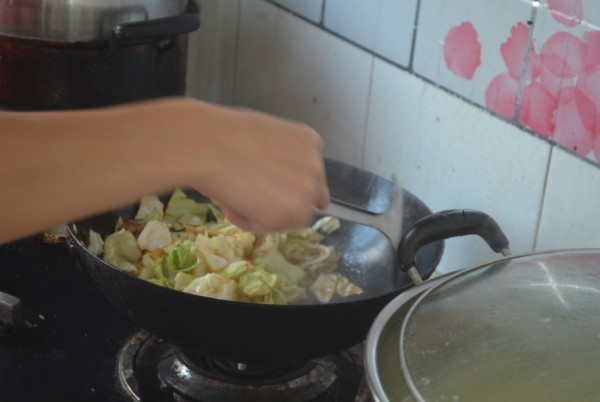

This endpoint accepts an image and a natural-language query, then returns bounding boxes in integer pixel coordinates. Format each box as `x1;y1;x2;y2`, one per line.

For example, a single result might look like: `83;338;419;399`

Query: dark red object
0;1;199;110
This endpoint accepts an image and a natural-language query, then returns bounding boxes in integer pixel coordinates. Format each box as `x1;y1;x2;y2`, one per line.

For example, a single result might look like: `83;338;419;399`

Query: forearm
0;97;328;244
0;98;198;243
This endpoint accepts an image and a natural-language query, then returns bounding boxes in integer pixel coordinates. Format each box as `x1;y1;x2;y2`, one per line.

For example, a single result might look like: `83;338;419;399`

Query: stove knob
0;291;23;334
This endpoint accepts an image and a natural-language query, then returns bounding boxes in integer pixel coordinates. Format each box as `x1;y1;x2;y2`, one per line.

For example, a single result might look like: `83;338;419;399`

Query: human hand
179;100;330;233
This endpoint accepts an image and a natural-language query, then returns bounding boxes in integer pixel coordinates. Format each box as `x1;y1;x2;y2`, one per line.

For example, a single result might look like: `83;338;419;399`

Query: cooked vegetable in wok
88;189;363;304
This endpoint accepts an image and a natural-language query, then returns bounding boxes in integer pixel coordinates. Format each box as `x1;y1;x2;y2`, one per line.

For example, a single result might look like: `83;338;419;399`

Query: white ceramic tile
522;0;600;164
536;146;600;251
186;0;240;103
323;0;418;67
364;59;552;274
413;0;533;111
270;0;323;23
234;0;373;166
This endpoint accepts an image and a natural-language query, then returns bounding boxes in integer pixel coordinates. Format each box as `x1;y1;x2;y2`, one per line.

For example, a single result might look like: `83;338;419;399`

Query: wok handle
397;209;510;285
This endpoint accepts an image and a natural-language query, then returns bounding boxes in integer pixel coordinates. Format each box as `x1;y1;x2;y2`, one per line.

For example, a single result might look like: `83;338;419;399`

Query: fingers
219;177;326;234
191;106;331;234
226;205;320;234
220;206;268;233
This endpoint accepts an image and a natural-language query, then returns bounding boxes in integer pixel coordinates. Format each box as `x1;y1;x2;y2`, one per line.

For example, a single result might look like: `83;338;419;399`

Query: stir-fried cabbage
89;189;363;305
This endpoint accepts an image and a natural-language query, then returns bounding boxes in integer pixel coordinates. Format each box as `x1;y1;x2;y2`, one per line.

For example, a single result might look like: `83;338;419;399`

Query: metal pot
0;0;200;110
366;210;600;401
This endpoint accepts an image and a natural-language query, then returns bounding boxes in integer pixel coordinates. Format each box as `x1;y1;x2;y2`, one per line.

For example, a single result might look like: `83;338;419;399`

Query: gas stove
0;244;374;402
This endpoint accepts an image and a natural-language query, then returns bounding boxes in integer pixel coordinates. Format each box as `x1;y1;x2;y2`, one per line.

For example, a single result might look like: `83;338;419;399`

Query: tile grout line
513;2;539;124
533;145;554;251
320;0;327;25
360;56;376;169
407;0;422;72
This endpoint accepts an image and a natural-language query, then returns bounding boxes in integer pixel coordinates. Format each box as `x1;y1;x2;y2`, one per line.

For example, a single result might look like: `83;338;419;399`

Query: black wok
67;188;442;364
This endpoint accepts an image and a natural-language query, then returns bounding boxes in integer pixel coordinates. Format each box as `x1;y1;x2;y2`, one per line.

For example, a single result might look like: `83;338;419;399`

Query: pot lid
399;250;600;402
0;0;191;42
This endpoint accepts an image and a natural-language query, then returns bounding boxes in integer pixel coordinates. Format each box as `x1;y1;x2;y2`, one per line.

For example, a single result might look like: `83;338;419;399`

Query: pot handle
398;209;510;285
110;1;200;53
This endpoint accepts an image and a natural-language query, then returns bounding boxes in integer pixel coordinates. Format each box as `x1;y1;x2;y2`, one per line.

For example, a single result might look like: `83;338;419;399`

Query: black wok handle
109;1;200;54
398;209;510;285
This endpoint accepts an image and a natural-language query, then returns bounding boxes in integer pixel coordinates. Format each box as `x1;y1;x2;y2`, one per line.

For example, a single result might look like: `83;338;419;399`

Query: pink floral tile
443;22;482;80
485;21;538;121
413;1;533;108
518;0;600;164
424;0;600;166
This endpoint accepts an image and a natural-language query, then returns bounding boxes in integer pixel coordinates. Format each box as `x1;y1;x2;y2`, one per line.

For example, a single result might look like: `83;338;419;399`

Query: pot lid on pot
0;0;191;42
399;250;600;402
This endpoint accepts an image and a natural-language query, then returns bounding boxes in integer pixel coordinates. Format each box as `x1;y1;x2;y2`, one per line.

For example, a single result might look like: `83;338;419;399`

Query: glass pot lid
0;0;190;41
399;250;600;402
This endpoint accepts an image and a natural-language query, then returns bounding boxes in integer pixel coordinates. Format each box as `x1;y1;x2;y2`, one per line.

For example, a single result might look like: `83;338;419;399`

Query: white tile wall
413;0;533;110
186;0;240;104
185;0;600;276
270;0;323;23
234;0;373;166
323;0;418;67
537;146;600;251
364;59;552;273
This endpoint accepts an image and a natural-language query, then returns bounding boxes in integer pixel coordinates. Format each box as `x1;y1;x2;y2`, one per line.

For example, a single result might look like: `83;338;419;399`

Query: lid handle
398;209;510;285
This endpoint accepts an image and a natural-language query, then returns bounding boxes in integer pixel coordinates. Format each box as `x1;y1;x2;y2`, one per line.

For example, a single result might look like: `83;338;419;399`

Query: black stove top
0;243;373;402
0;244;135;401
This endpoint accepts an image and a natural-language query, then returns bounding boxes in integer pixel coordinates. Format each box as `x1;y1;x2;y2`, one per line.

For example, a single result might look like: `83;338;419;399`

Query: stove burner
118;331;373;402
179;352;314;384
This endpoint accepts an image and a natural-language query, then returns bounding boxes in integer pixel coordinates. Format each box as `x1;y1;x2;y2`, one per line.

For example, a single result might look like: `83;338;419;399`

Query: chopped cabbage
183;273;238;301
335;274;364;297
135;195;164;223
88;229;104;256
310;273;338;303
164;188;219;230
174;272;197;291
310;273;364;303
312;216;340;234
136;220;172;251
254;251;306;287
98;189;363;304
166;240;202;273
103;229;142;274
222;261;251;280
239;270;277;297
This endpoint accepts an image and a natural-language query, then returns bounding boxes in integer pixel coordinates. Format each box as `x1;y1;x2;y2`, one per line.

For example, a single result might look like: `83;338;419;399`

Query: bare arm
0;97;329;244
